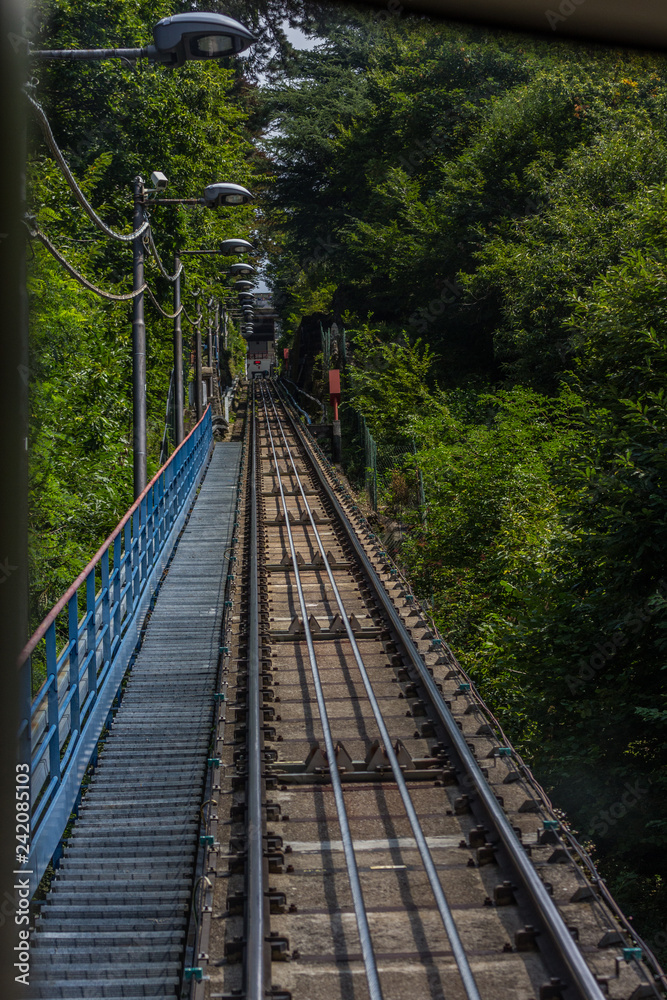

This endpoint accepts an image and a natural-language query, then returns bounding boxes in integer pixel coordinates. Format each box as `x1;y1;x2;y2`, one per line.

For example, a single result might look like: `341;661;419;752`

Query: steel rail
265;386;483;1000
258;384;384;1000
246;385;267;1000
278;388;609;1000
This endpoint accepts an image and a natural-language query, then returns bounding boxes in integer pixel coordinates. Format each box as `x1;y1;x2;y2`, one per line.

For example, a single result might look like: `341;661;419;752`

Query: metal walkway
29;442;242;1000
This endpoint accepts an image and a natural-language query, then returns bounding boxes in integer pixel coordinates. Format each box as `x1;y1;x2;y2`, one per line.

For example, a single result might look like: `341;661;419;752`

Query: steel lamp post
173;228;254;440
132;180;253;492
29;15;255;497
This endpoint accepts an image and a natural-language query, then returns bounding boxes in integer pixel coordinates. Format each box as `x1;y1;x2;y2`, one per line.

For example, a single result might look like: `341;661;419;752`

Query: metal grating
28;442;242;1000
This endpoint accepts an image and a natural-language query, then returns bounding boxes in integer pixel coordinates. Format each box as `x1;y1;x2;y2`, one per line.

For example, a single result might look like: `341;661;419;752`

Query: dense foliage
27;0;667;959
260;9;667;953
27;0;260;626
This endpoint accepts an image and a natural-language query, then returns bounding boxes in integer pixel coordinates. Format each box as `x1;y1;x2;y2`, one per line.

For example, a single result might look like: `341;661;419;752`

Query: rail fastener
184;967;207;982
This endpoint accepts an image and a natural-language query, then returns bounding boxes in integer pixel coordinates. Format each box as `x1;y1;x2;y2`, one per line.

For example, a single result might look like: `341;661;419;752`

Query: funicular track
208;381;662;1000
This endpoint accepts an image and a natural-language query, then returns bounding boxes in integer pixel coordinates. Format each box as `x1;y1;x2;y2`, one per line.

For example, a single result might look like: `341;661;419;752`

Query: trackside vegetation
28;0;667;958
260;6;667;952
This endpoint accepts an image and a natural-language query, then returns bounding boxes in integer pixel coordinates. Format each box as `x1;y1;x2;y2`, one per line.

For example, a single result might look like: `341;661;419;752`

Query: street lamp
204;183;253;207
29;15;256;498
220;237;254;255
230;262;255;275
133;177;253;490
144;182;253;209
235;279;254;291
172;234;253;439
31;12;255;64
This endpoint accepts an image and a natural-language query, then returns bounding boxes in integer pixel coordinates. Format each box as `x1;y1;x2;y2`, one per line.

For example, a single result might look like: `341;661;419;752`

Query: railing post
124;520;132;622
113;535;121;651
140;494;148;584
131;508;140;608
101;550;111;669
45;622;60;787
86;570;97;700
68;592;80;737
145;486;154;568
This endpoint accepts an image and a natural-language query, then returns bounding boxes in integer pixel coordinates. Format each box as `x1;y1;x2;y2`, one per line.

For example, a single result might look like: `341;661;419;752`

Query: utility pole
207;304;214;370
195;298;203;421
173;255;184;446
132;176;146;498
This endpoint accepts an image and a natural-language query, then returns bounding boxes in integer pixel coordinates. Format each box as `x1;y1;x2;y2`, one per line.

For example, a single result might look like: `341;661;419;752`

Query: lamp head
230;262;255;275
220;238;253;255
152;13;255;67
204;183;253;208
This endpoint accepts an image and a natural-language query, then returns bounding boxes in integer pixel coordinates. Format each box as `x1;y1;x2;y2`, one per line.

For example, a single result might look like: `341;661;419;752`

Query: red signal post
329;369;341;421
329;369;342;462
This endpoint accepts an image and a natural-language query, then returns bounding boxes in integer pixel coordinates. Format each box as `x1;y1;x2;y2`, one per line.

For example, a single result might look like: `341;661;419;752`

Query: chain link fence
285;321;427;533
340;404;425;522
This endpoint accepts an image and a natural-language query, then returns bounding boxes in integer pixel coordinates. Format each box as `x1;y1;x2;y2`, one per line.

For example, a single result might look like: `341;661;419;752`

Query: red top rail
19;406;211;667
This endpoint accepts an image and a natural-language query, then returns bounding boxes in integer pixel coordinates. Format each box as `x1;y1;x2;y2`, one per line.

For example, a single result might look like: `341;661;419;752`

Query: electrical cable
26;92;150;244
144;227;183;282
28;223;146;301
182;305;203;327
144;283;183;319
28;222;204;323
280;375;326;420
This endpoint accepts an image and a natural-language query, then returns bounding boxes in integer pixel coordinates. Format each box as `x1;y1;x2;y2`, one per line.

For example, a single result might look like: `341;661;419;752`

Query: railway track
206;380;661;1000
24;381;663;1000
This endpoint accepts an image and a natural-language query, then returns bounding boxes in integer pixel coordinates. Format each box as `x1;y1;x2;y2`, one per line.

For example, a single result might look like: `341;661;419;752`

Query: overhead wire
28;222;204;321
144;227;183;282
144;283;183;320
25;92;151;244
28;223;146;301
182;305;203;327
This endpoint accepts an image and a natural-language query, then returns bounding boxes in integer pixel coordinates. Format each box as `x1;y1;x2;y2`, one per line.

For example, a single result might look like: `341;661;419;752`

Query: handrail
279;375;326;422
19;406;215;894
19;407;210;667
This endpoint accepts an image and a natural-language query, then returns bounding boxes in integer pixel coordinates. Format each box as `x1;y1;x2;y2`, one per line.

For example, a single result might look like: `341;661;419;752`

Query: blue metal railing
276;378;312;424
18;407;214;895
